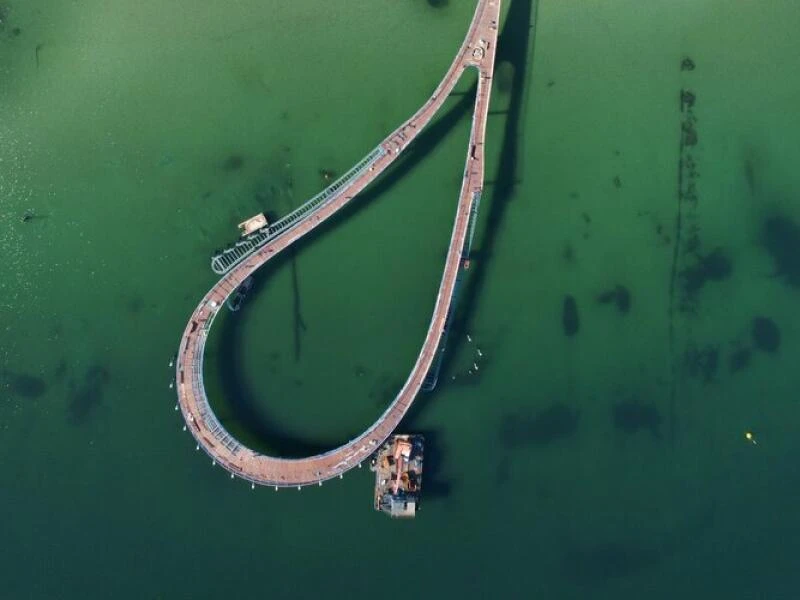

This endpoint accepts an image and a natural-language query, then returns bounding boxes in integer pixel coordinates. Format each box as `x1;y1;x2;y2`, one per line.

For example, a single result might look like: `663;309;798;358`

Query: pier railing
211;145;387;275
422;190;481;391
189;318;242;455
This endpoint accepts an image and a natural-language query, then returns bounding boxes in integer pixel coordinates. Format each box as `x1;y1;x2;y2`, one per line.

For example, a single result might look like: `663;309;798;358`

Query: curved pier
175;0;501;487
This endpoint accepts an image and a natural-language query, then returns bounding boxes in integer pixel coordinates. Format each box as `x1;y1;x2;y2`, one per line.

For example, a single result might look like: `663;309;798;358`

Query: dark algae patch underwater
751;316;780;354
761;214;800;288
499;402;580;447
562;294;579;336
680;247;732;299
728;346;752;374
596;284;631;314
612;399;662;439
2;370;47;398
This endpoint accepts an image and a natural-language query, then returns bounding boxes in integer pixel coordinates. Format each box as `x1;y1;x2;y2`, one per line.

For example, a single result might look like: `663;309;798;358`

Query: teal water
2;0;800;598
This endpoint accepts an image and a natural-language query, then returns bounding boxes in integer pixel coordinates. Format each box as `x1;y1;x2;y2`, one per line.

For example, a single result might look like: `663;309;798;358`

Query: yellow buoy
745;431;757;445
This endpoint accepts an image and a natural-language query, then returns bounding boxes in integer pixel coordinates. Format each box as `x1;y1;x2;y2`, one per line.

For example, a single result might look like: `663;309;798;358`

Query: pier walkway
175;0;501;487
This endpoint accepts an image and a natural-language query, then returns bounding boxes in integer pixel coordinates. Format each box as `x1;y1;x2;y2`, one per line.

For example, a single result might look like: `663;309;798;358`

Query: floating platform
238;213;269;236
370;434;423;518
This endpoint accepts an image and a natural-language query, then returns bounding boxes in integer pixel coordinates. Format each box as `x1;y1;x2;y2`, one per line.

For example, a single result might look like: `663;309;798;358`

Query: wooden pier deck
175;0;502;487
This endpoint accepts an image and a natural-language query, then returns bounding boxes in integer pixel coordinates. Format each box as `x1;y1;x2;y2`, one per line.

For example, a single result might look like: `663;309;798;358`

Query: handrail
211;146;386;275
175;0;502;487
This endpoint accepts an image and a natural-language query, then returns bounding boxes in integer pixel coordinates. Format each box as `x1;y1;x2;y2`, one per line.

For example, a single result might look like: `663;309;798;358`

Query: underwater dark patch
67;365;110;424
54;359;68;381
4;371;47;398
751;316;780;354
221;154;245;171
562;295;579;336
743;157;756;194
427;0;449;7
681;247;732;298
85;365;110;387
612;400;662;439
495;457;510;485
684;342;719;383
127;295;144;315
562;541;660;584
728;347;751;374
761;215;800;288
499;403;580;447
562;242;575;264
596;285;631;314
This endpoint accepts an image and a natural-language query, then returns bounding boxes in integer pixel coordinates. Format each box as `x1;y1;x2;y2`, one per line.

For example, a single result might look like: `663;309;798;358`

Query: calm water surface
2;0;799;598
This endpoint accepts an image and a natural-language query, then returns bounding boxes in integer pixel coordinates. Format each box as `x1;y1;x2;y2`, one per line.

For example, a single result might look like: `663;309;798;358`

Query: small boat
227;276;254;312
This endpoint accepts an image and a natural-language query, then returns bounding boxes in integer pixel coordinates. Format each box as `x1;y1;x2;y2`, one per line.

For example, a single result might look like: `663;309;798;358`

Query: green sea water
2;0;800;598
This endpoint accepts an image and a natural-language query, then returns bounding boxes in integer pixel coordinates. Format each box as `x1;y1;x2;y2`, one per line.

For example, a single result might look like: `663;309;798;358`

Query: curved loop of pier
175;0;502;487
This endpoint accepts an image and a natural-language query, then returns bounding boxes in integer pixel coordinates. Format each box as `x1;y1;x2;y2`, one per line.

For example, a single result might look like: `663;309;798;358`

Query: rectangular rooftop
370;434;424;518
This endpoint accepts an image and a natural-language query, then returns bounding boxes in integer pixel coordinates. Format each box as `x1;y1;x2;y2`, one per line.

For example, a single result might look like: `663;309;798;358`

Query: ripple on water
0;117;38;325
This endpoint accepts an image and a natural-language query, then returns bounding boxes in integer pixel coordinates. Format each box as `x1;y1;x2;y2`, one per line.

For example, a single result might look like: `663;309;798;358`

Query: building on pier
370;434;424;518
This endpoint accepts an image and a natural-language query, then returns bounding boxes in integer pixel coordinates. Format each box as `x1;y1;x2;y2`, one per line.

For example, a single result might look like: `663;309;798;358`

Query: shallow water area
2;0;799;598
